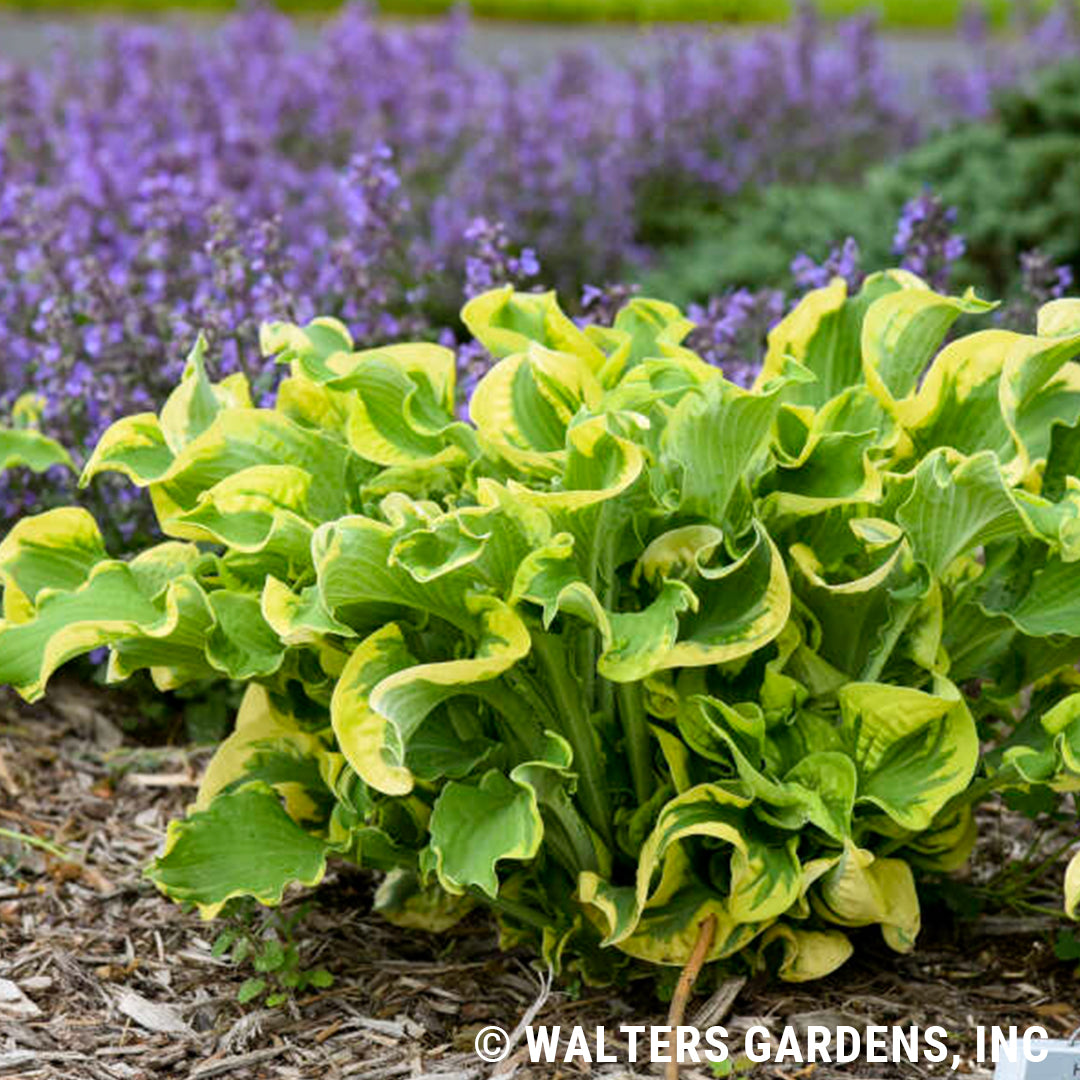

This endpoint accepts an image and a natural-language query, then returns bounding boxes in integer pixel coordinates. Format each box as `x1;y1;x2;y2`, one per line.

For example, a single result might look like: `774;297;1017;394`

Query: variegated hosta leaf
898;317;1080;480
270;331;473;468
332;597;529;798
678;690;856;843
580;844;765;967
1038;693;1080;787
755;271;914;407
660;377;784;532
147;781;329;919
158;334;252;455
204;591;285;680
1065;849;1080;920
330;596;529;799
374;868;476;932
756;278;852;405
314;513;474;634
514;520;790;681
758;924;855;983
0;526;289;697
260;315;354;375
80;412;175;488
899;804;977;872
0;561;210;700
81;337;250;488
196;684;337;826
860;279;994;406
584;296;697;386
812;843;921;953
895;449;1031;578
261;576;355;647
85;404;358;540
631;522;791;674
601;351;718;432
994;705;1064;789
839;680;978;833
789;532;919;679
267;315;474;471
761;388;889;520
512;530;694;681
984;553;1080;637
578;784;801;965
469;343;604;473
424;763;546;898
462;286;607;373
502;416;644;548
1000;328;1080;480
274;372;350;437
172;465;314;544
512;732;609;878
0;428;73;474
0;508;108;621
105;576;219;690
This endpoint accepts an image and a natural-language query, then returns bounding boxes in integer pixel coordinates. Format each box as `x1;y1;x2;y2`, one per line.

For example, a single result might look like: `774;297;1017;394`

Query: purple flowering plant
1;3;1076;543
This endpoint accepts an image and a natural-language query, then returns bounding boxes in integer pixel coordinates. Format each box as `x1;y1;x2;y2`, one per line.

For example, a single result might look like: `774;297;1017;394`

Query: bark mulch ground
0;682;1077;1080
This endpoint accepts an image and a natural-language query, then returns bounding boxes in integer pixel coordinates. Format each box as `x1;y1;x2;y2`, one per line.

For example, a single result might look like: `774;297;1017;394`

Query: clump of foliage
3;275;1080;983
652;55;1080;305
868;59;1080;297
210;900;333;1007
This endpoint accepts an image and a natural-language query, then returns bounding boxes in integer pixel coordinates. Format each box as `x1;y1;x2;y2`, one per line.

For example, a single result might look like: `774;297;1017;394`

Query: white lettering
745;1025;773;1062
526;1025;560;1062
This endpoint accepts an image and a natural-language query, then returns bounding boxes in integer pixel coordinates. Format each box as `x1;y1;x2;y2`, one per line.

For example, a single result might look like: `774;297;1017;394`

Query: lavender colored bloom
463;217;541;300
455;340;490;419
1019;248;1074;304
578;282;641;328
932;0;1080;119
686;288;786;387
893;191;966;291
791;237;864;293
997;248;1077;329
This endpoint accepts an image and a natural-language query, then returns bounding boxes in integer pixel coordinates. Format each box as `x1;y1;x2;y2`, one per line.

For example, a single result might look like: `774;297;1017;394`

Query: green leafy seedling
209;900;335;1008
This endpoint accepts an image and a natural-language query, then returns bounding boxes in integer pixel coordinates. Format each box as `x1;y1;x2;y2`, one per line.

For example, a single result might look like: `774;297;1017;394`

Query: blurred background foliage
2;0;1074;25
646;59;1080;300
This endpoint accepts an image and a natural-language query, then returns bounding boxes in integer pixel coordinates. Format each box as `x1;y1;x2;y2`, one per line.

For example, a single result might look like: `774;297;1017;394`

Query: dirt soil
0;682;1077;1080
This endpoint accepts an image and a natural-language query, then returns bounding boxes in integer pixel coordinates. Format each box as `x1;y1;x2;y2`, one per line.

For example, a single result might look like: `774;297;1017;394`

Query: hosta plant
3;274;1080;983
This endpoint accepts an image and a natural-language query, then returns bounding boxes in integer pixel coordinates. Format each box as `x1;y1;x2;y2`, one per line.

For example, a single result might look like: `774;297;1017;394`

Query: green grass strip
0;0;1066;27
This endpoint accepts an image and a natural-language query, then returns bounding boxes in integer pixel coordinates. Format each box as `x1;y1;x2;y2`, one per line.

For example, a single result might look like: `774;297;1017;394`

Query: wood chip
0;978;41;1019
123;772;197;789
693;975;747;1029
0;1049;90;1072
0;748;19;797
412;1072;478;1080
352;1016;408;1039
188;1045;288;1078
113;988;194;1035
341;1064;413;1080
315;1019;344;1044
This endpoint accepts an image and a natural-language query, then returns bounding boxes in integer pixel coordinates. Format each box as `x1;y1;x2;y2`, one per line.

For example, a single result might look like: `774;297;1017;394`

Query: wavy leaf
839;680;978;832
0;428;73;474
147;782;328;919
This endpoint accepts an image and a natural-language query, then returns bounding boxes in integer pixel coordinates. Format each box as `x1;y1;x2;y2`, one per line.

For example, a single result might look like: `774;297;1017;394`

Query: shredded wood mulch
0;682;1077;1080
